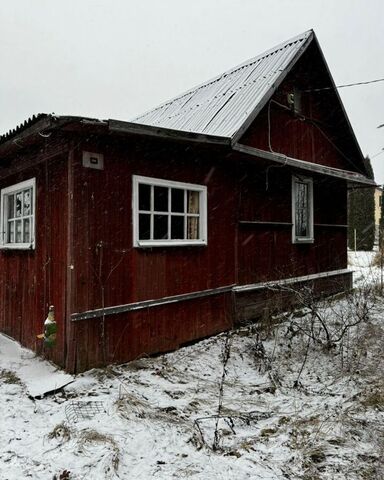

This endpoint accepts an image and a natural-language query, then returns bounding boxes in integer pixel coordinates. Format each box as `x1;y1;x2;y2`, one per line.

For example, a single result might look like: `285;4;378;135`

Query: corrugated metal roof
0;114;48;143
131;30;314;140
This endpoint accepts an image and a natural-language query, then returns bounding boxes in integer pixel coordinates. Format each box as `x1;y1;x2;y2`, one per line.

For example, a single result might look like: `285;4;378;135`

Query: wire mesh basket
65;400;106;423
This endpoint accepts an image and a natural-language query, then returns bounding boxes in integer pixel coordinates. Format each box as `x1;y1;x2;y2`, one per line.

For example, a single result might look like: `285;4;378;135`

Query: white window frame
0;178;36;250
132;175;207;247
292;175;314;244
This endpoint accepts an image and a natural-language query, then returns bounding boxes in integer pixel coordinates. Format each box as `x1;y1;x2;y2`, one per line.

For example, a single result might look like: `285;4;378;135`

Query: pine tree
348;156;375;251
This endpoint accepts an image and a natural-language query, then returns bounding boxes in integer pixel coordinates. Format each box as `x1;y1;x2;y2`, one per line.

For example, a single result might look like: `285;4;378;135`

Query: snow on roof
131;30;314;140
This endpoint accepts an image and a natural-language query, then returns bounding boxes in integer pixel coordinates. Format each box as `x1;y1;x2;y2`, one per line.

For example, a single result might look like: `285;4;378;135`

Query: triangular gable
237;39;369;177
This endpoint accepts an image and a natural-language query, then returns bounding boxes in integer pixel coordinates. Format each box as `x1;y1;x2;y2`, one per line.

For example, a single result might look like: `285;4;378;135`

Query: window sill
135;240;207;248
0;243;35;251
292;238;314;244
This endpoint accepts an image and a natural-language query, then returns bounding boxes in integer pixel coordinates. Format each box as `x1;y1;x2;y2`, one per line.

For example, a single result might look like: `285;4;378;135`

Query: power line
305;77;384;92
371;148;384;159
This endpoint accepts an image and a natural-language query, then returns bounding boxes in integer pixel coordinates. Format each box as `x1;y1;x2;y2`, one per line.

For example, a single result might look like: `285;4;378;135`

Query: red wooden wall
0;139;69;368
236;163;347;285
68;138;237;371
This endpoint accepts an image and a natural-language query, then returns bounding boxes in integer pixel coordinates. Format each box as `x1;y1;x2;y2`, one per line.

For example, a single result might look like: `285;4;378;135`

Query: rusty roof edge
233;143;377;186
0;115;110;153
0;114;63;158
108;119;231;145
230;30;315;145
0;113;50;143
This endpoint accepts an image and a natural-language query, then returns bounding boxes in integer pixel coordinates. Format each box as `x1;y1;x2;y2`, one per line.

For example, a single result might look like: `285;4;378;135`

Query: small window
292;175;313;243
132;175;207;247
0;178;36;249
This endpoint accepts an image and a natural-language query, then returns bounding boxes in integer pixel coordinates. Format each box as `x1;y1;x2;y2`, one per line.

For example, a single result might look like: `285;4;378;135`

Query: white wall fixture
82;151;104;170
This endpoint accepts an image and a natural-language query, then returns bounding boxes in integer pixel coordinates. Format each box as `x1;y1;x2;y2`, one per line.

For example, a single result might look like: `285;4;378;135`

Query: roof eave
0;115;57;158
0;115;111;159
233;143;376;186
108;119;231;146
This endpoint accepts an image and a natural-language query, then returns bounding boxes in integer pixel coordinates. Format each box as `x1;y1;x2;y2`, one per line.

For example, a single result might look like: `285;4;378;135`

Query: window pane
154;186;168;212
138;214;151;240
15;220;22;243
153;214;168;239
295;182;309;237
153;187;168;212
139;184;151;211
23;219;30;243
187;191;199;214
187;217;199;240
23;189;32;216
171;216;184;239
8;221;15;243
15;192;22;218
7;194;15;219
171;188;184;213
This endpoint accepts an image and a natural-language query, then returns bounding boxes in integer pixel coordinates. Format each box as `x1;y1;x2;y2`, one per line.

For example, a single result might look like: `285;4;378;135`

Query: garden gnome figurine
43;305;57;348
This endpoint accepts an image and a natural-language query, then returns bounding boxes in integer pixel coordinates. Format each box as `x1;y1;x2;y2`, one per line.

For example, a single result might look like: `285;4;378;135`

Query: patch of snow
349;249;381;287
0;334;73;398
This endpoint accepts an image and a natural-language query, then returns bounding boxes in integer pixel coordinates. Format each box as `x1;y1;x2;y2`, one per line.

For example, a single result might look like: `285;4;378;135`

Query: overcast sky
1;0;383;182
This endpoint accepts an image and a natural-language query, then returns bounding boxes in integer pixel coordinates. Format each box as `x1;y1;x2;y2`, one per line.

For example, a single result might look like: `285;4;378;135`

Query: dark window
154;186;168;212
153;215;168;239
138;213;151;240
171;215;184;239
139;184;151;211
292;176;313;243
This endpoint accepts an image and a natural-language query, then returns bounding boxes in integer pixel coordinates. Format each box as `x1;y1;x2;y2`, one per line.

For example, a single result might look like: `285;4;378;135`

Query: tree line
348;156;377;251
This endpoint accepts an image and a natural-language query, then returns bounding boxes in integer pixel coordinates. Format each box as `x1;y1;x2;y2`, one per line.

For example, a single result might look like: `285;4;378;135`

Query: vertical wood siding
237;164;348;285
69;139;237;370
0;139;69;367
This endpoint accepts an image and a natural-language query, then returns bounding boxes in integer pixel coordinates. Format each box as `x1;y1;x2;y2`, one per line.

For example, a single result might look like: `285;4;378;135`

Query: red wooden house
0;30;374;372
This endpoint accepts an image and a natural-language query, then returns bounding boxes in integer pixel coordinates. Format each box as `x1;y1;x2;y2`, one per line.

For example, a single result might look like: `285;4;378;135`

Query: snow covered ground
349;250;381;287
1;252;384;479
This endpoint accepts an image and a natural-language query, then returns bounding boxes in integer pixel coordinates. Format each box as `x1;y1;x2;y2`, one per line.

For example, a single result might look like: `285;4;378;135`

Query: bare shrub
278;281;375;352
287;416;330;479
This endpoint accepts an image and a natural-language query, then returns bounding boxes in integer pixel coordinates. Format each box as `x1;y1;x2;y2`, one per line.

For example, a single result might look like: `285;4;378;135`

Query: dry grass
371;249;384;267
48;422;72;443
361;387;384;411
115;392;148;419
0;369;22;385
77;429;120;472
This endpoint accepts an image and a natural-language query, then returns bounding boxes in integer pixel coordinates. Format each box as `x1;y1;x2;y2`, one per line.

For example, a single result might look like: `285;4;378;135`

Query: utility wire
304;77;384;92
371;148;384;159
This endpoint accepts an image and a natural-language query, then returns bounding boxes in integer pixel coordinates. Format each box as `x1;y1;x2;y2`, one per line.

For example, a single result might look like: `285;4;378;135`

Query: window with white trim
292;175;313;243
133;175;207;247
0;178;36;249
